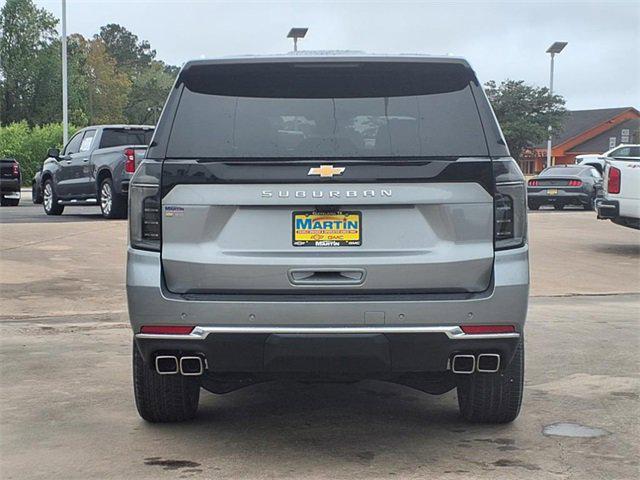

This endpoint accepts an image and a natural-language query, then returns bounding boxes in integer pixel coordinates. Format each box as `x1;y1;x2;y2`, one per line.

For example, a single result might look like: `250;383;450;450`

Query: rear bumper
0;178;21;195
527;189;590;205
597;199;619;219
134;328;520;374
127;245;529;373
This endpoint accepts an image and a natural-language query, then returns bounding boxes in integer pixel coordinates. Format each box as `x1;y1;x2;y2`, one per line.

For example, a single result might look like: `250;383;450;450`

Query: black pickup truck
40;125;153;218
0;158;22;206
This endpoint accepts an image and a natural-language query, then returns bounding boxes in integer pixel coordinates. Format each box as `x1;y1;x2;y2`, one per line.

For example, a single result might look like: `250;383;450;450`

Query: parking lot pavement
1;190;101;224
1;200;639;479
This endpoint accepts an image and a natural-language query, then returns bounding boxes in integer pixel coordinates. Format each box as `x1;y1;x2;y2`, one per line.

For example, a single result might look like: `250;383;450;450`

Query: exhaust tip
155;355;179;375
477;353;501;373
452;354;475;374
180;356;204;376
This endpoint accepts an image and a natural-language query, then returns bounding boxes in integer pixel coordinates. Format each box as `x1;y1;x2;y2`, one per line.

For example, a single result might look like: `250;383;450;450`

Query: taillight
12;162;19;177
493;159;527;250
124;148;136;173
129;160;161;251
608;167;621;194
568;180;582;187
495;193;514;239
528;179;539;186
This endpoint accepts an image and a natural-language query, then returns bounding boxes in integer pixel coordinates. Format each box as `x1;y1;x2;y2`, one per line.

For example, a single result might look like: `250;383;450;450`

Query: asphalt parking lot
1;192;639;479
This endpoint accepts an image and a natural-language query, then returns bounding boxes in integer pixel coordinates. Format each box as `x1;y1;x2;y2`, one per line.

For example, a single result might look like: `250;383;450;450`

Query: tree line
1;0;177;127
1;0;567;182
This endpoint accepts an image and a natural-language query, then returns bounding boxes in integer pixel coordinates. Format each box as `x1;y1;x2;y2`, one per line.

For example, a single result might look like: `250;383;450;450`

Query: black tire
43;180;64;215
527;201;540;211
553;203;564;210
456;340;524;424
99;177;127;219
32;183;42;204
133;342;201;423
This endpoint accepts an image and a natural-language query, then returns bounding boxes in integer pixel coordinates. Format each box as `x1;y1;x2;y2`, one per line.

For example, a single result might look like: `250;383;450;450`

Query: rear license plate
547;189;558;195
293;211;361;247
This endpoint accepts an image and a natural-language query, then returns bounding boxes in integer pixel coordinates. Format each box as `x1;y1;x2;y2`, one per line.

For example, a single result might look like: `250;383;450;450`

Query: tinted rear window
167;62;488;159
99;129;154;149
540;167;587;176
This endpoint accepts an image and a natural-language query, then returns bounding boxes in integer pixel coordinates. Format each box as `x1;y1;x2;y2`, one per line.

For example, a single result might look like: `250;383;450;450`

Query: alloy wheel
44;183;53;212
101;182;112;216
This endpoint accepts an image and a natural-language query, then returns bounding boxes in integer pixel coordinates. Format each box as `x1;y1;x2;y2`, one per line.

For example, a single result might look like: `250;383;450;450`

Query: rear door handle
288;269;366;286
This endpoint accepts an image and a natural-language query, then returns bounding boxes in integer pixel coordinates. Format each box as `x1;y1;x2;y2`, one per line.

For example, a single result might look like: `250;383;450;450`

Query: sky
33;0;639;111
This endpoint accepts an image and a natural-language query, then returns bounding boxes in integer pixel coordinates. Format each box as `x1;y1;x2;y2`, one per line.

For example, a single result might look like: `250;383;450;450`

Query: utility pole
61;0;69;145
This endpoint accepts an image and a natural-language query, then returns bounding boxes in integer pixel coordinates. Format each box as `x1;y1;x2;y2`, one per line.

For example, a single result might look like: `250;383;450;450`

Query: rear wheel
527;200;540;210
32;183;42;204
43;180;64;215
553;203;564;210
133;342;201;422
99;177;127;219
456;341;524;424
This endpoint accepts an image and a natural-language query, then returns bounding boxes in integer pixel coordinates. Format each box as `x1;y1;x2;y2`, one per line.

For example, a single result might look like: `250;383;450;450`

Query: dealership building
519;106;640;174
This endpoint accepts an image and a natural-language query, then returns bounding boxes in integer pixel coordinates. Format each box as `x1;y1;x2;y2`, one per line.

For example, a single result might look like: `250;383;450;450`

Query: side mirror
48;148;60;159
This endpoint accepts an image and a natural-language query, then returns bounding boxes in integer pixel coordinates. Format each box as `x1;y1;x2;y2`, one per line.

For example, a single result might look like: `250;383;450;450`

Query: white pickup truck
577;144;640;175
596;145;640;229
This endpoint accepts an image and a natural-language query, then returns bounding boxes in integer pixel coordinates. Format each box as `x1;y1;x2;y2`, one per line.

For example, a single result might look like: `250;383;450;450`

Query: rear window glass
167;62;488;159
540;167;587;176
99;129;154;149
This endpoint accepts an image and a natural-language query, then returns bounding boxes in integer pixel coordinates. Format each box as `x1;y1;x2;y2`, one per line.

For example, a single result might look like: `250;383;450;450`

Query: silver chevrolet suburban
127;55;529;424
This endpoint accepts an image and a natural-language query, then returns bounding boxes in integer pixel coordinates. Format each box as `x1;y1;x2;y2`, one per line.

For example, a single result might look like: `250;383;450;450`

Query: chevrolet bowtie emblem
307;165;346;178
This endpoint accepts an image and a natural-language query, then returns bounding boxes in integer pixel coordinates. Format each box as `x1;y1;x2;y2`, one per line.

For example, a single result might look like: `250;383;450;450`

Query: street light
545;41;567;168
287;28;308;52
147;106;162;125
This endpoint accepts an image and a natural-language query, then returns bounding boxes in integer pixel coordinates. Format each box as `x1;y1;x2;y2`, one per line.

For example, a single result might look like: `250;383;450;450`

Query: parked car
0;158;21;206
576;144;640;175
527;165;603;210
40;125;153;218
128;55;528;424
597;154;640;229
32;169;43;204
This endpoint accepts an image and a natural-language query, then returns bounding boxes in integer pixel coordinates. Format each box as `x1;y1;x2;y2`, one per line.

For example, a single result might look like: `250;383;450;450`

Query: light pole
545;41;567;168
61;0;69;145
287;28;308;52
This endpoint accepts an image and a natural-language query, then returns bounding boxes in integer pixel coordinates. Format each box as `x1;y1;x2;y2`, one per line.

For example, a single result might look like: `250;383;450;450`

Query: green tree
1;5;177;128
65;34;91;126
84;39;131;124
125;61;176;124
29;40;63;124
484;80;566;160
95;23;156;77
0;0;57;124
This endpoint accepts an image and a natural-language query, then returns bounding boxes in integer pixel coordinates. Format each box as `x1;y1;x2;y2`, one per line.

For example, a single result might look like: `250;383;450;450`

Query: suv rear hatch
158;59;499;295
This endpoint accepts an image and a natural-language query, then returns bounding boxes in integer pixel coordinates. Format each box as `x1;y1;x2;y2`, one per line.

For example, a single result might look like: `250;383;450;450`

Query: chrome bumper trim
135;325;521;341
